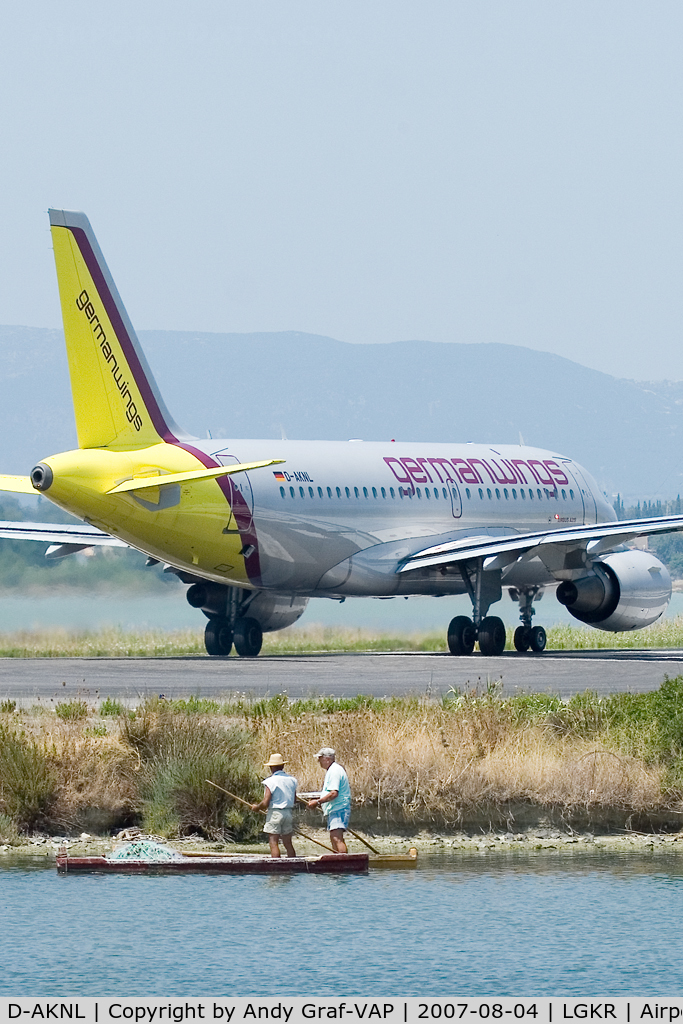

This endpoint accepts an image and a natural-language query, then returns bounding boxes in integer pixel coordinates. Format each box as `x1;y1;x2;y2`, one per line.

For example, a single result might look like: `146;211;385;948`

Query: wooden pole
205;779;335;852
295;794;381;855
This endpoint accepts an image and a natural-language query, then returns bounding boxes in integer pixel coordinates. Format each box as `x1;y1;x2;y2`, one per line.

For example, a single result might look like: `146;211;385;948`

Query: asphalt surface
2;649;683;704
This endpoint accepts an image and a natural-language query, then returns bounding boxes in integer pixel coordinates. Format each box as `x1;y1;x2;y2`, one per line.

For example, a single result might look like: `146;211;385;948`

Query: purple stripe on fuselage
66;226;261;586
176;443;262;586
69;226;178;444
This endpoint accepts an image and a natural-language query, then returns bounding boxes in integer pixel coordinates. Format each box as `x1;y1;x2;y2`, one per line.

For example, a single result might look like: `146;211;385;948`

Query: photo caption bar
2;1000;683;1024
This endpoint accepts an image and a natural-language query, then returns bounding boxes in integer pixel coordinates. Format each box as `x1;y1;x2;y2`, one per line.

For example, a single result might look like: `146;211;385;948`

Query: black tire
478;615;507;656
529;625;547;652
233;616;263;658
513;625;531;652
204;617;233;656
447;615;476;655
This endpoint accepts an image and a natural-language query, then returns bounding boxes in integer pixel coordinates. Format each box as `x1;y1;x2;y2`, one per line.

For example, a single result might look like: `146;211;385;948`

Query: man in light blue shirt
307;747;351;853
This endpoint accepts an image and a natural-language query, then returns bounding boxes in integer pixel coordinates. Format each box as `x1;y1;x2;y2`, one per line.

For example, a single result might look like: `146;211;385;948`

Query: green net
108;840;183;862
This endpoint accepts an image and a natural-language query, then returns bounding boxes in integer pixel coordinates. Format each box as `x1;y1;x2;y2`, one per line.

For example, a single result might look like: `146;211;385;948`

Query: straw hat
264;753;287;767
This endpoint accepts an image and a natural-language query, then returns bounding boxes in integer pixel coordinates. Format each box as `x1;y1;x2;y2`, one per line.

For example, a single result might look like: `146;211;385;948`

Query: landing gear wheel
204;617;233;656
447;615;476;655
233;616;263;658
513;625;531;652
478;616;506;657
529;625;547;652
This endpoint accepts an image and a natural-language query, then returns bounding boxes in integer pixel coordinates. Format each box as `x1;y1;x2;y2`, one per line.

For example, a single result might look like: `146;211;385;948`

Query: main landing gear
446;562;547;656
188;583;264;658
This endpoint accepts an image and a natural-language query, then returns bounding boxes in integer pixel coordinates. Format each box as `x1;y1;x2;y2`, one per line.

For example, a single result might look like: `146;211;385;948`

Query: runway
2;648;683;704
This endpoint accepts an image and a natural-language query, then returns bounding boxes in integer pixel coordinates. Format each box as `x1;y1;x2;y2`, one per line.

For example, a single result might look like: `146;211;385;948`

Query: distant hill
2;324;682;499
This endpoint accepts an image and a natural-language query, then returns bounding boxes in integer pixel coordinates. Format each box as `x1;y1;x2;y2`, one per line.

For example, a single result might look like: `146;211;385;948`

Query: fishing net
108;840;183;862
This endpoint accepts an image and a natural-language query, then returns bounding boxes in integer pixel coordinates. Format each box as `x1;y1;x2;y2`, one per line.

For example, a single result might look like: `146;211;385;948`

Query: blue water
2;854;683;996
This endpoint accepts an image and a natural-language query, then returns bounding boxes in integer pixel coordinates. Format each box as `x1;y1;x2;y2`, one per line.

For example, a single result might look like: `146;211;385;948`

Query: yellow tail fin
49;209;188;450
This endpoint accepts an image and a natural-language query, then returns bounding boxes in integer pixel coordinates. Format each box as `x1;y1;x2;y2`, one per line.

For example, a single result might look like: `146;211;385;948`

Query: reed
3;681;683;837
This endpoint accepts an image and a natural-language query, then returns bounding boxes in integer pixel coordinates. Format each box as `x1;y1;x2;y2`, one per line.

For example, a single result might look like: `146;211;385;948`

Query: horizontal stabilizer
107;459;284;494
0;521;126;546
0;475;36;494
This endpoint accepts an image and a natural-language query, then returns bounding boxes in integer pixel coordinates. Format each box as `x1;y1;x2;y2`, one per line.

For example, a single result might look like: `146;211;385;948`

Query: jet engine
555;550;671;632
187;582;308;632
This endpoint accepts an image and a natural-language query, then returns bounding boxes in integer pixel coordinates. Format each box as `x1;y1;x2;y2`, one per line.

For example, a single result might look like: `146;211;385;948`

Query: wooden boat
369;848;418;869
56;850;368;875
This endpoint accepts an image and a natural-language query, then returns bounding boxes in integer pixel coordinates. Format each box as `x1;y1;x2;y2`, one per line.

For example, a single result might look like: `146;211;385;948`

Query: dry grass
0;617;683;658
2;683;682;836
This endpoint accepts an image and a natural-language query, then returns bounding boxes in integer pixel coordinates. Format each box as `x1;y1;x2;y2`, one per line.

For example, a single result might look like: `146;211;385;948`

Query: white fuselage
194;438;615;598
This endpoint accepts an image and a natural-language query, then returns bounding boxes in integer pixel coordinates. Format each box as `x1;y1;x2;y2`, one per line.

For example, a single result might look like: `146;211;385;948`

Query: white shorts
263;807;294;835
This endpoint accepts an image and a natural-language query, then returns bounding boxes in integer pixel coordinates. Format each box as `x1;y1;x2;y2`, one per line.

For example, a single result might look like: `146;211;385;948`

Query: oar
205;779;335;853
295;794;381;855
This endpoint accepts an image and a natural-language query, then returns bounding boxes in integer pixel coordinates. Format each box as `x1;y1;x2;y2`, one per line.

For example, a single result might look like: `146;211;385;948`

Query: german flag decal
273;471;286;480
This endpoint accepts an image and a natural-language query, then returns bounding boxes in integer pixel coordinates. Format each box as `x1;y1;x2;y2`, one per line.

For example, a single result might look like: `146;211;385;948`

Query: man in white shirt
307;747;351;854
251;753;298;858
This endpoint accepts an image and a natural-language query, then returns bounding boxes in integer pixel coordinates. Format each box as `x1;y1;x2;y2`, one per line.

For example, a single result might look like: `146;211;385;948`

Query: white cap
315;747;335;758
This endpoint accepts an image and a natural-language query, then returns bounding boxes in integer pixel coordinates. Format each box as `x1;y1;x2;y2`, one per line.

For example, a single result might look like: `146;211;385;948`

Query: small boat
369;848;418;869
56;848;368;875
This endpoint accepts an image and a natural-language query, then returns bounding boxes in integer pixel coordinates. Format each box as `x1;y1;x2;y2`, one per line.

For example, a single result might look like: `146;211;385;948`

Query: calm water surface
1;854;682;996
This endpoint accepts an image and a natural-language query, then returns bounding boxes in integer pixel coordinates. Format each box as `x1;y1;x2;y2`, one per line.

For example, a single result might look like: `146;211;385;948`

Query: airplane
0;208;681;658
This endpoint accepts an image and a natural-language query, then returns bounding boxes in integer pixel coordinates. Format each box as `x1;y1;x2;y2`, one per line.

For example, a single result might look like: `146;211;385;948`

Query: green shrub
100;697;125;717
55;700;89;721
0;726;55;829
0;699;16;714
121;709;259;839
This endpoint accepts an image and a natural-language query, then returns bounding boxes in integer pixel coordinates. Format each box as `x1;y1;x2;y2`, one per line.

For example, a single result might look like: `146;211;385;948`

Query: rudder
49;209;188;449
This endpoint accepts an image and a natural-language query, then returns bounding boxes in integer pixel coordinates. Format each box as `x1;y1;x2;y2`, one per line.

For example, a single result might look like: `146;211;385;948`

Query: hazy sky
1;2;682;381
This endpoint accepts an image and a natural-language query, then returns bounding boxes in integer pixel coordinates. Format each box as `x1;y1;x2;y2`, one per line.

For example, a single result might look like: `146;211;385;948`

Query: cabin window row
463;486;575;501
278;484;575;502
278;485;458;501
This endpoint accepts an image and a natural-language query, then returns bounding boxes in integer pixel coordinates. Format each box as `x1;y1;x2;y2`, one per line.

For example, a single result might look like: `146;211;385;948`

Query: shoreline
5;827;683;861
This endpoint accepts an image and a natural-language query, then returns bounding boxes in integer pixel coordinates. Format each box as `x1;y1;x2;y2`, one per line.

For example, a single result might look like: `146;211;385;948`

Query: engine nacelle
556;550;671;632
187;582;308;633
246;592;309;633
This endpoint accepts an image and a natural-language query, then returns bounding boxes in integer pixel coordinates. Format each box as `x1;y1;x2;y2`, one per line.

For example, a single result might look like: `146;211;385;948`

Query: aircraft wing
0;521;126;547
399;514;683;573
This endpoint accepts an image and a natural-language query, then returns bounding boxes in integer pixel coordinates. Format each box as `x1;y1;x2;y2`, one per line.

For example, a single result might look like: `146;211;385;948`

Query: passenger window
512;489;517;499
354;487;359;499
570;489;574;499
416;488;422;498
443;488;447;499
562;489;566;500
537;489;542;500
504;488;509;499
345;487;350;498
300;487;305;498
478;488;483;499
434;488;439;499
327;487;332;498
520;488;526;500
399;488;404;499
495;488;500;499
487;488;492;499
280;486;285;498
308;487;314;498
425;488;431;499
381;487;386;498
363;487;368;498
336;487;341;499
390;487;395;498
451;487;457;499
466;488;471;499
290;486;295;498
529;489;533;499
318;487;323;498
372;487;377;498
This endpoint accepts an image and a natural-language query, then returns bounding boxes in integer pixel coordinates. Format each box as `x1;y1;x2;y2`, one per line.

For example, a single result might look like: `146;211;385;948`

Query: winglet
48;209;191;450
